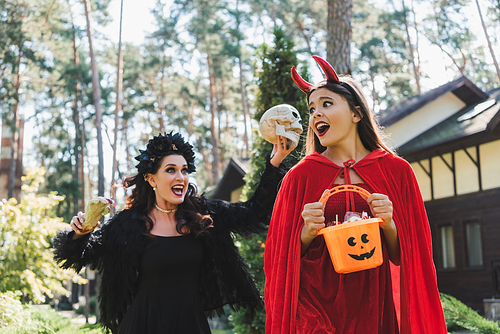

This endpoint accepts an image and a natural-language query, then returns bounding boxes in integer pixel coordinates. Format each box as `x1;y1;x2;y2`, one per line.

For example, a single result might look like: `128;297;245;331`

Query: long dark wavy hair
124;133;212;237
305;77;394;156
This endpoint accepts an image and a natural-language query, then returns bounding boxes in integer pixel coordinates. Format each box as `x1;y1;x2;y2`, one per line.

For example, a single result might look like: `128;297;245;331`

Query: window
440;225;456;268
465;221;483;267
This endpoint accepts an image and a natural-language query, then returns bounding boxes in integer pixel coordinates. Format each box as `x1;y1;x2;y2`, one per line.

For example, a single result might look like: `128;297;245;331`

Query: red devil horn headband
291;55;341;93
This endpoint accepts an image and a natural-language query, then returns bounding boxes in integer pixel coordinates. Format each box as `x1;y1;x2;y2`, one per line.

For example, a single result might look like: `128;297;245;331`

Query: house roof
377;74;500;161
209;157;250;201
379;76;488;128
395;87;500;160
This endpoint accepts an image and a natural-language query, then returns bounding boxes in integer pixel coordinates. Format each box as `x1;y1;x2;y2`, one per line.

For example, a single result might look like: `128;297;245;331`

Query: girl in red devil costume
264;56;447;333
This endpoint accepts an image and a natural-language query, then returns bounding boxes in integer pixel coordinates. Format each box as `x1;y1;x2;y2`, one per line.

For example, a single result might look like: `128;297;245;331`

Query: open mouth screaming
172;185;184;197
315;121;330;136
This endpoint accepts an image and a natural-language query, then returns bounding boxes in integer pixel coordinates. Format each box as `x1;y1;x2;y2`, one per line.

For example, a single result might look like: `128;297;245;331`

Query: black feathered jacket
53;160;287;333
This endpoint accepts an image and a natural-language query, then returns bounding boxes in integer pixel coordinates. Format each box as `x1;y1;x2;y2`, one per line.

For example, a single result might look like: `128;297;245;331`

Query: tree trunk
159;63;166;133
235;0;250;156
149;69;166;133
84;267;90;323
216;78;221;149
8;49;22;199
326;0;352;75
218;76;226;174
410;0;422;89
121;115;130;172
111;0;124;214
187;81;199;137
402;0;421;94
207;53;219;185
475;0;500;83
68;0;82;214
196;138;212;186
80;120;85;211
238;57;249;156
82;0;104;198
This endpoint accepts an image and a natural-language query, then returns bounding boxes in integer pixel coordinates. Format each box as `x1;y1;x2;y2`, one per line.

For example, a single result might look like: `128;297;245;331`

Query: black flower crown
135;132;196;176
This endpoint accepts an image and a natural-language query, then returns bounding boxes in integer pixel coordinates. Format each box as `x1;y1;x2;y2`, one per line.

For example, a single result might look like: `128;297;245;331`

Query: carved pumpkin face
347;233;376;260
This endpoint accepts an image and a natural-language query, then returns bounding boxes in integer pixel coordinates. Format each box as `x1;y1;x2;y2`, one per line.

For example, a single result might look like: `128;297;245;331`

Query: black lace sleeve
205;158;288;236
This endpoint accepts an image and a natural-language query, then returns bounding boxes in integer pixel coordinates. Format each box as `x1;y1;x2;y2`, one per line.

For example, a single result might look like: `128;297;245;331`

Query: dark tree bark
8;50;22;199
326;0;352;75
67;0;82;213
111;0;124;214
82;0;104;198
207;53;219;185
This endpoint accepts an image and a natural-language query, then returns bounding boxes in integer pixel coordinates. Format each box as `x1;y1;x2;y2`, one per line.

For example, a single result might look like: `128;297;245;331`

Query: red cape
264;150;447;333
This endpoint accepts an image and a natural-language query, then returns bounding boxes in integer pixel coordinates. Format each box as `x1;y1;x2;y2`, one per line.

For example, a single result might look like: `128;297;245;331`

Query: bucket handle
319;185;371;205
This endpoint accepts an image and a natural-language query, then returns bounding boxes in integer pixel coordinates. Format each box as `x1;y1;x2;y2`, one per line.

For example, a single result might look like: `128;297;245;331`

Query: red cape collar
304;149;389;169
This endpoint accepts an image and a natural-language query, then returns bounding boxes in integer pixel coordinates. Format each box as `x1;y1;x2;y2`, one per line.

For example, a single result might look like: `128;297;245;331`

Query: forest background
2;0;500;218
1;0;500;332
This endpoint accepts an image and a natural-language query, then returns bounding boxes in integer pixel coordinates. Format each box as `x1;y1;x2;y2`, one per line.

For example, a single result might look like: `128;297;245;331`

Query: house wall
409;138;500;312
426;188;500;312
456;148;480;194
480;140;500;190
410;139;500;201
432;153;454;199
231;186;244;202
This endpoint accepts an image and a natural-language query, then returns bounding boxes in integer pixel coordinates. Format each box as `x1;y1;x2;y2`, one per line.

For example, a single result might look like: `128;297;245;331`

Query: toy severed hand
70;197;114;237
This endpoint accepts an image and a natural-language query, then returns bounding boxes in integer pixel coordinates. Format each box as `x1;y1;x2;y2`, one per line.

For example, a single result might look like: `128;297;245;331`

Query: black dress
117;234;210;334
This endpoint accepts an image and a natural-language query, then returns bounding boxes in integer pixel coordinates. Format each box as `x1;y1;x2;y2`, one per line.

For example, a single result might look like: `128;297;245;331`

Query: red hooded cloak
264;150;447;333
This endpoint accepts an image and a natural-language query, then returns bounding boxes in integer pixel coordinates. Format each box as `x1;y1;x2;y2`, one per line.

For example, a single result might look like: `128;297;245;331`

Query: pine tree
231;27;309;334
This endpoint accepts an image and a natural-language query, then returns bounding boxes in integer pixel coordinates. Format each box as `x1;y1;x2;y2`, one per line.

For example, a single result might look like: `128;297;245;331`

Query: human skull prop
259;104;303;148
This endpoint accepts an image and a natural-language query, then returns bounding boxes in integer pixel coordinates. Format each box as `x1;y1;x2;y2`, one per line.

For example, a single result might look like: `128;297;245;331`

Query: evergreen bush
230;27;309;334
441;293;500;334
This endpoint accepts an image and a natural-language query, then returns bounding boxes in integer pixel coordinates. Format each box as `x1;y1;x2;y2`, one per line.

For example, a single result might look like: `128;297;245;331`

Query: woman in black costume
53;132;293;334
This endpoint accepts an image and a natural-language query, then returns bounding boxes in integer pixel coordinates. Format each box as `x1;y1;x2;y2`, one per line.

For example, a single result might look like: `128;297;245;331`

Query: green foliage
0;167;85;303
231;27;309;334
0;299;103;333
75;296;97;316
352;0;416;108
0;291;23;328
441;293;500;334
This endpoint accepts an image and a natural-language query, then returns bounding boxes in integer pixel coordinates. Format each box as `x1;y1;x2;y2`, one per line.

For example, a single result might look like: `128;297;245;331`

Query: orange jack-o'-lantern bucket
317;185;384;274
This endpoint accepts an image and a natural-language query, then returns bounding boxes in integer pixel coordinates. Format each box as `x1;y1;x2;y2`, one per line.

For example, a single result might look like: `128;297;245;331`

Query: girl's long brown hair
123;154;212;237
305;78;394;156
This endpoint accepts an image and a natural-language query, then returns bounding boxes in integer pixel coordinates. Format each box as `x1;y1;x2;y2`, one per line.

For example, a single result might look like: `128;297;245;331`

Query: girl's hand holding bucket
302;202;326;234
366;193;400;265
300;190;329;255
366;193;393;230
